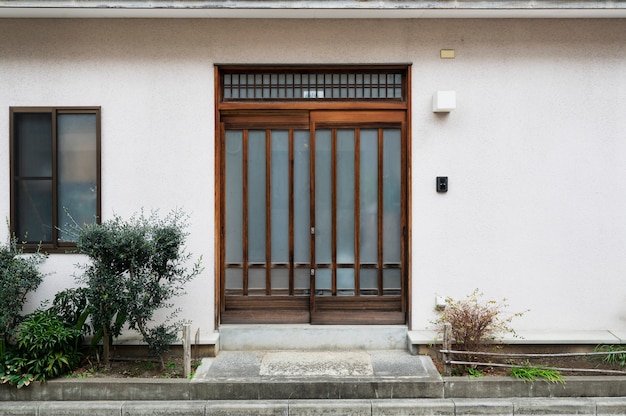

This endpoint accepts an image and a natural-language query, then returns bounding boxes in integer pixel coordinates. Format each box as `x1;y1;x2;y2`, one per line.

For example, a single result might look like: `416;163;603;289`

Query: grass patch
510;362;565;384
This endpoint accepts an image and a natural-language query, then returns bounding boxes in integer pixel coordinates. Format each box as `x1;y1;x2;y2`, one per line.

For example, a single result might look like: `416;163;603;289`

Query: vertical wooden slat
218;123;225;315
266;129;272;296
242;130;249;296
354;128;361;296
377;128;384;296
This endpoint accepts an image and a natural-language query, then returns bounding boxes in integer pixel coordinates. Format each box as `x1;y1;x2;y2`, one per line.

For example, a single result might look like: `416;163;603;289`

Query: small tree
76;210;201;367
0;235;47;348
433;289;526;354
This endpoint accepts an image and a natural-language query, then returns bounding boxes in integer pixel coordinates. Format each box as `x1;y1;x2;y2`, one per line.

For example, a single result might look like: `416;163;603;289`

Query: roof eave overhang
1;1;626;18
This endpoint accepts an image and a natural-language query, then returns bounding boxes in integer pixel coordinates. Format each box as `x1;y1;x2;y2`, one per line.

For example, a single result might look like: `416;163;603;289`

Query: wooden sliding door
216;66;410;325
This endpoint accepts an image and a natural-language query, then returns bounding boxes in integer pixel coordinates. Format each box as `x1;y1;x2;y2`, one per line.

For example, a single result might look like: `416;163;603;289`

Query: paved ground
3;350;626;415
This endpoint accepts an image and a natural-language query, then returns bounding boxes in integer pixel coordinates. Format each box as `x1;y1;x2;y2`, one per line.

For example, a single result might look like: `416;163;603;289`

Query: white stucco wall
1;18;625;341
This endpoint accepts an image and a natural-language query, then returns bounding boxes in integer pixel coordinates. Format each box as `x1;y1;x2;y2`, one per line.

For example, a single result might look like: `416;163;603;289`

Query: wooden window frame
9;106;102;253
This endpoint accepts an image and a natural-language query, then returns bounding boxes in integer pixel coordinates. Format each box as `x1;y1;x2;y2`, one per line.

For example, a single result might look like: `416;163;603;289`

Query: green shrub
75;210;201;366
0;310;83;387
0;235;47;345
592;345;626;368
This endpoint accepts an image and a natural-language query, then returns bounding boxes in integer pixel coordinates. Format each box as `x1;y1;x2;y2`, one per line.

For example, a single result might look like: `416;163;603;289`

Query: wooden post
183;324;191;378
443;322;452;377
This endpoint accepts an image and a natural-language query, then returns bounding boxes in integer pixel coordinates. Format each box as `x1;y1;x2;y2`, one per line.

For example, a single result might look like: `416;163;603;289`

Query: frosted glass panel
249;268;266;291
315;268;332;295
337;268;354;294
248;130;266;263
57;114;98;241
383;129;402;263
293;131;310;263
383;269;402;294
360;129;378;264
336;130;354;264
16;180;52;243
225;131;243;263
271;131;289;263
15;113;52;177
315;130;332;264
360;269;378;295
294;269;310;291
271;268;289;290
225;268;243;290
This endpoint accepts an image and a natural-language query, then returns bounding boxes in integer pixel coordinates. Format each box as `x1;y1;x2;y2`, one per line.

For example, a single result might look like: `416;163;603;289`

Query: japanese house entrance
216;66;410;325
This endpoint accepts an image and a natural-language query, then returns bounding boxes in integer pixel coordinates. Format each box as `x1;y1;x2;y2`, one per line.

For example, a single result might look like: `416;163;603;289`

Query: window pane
383;269;401;295
248;130;266;263
336;129;354;264
315;130;332;264
383;129;402;263
15;180;53;243
360;268;378;295
315;268;332;295
294;269;310;292
225;268;243;291
249;268;266;292
225;131;243;263
271;268;289;291
337;268;354;294
293;131;310;263
14;113;52;177
57;114;98;242
271;131;289;263
360;129;378;264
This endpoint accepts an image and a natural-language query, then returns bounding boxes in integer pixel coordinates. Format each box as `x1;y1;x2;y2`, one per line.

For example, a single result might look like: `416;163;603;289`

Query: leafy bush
433;289;527;353
592;345;626;368
75;210;201;366
0;235;47;345
0;310;83;387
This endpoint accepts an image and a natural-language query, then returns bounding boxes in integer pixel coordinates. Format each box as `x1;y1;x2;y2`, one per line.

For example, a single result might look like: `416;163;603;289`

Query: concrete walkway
2;350;626;415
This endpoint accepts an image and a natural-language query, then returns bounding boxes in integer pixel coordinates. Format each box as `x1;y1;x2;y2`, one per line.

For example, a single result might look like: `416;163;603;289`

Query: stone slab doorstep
370;398;454;415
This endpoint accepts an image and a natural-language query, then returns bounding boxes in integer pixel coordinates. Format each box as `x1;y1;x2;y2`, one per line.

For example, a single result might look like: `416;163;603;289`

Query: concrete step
4;397;626;416
218;324;409;351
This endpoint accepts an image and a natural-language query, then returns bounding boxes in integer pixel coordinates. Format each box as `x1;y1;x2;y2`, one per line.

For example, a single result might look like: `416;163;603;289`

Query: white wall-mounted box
433;90;456;112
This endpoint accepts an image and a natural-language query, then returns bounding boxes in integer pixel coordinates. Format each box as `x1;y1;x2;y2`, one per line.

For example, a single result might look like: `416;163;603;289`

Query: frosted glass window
293;131;310;263
57;114;98;242
271;131;289;263
336;130;355;264
225;131;243;263
248;130;266;263
315;130;332;264
383;129;402;263
11;108;100;249
360;129;378;264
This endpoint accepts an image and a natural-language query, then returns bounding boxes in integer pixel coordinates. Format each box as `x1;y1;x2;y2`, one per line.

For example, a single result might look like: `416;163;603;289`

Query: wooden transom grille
222;70;405;101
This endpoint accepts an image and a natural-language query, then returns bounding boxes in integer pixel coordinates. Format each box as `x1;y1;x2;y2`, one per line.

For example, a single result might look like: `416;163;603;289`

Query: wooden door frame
214;64;412;328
